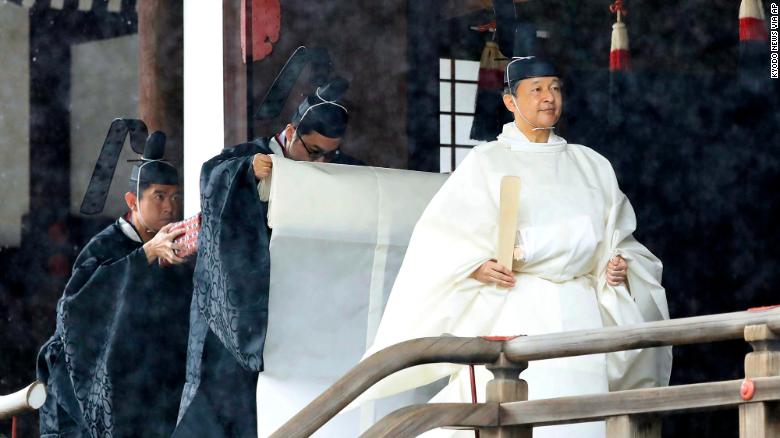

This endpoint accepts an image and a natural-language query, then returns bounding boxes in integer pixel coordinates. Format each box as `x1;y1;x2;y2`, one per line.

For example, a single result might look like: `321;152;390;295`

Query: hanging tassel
738;0;769;95
609;1;630;72
470;40;511;141
608;1;631;128
739;0;768;42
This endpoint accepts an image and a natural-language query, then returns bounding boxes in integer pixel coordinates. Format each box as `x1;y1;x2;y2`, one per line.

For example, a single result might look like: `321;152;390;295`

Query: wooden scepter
497;176;521;271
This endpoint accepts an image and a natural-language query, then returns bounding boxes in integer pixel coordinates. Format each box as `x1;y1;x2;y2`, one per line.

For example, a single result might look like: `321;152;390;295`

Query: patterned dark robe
37;219;193;438
174;138;360;438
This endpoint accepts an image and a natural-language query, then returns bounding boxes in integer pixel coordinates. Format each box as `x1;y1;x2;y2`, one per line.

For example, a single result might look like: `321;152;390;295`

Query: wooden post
480;353;530;438
740;324;780;437
137;0;184;172
606;415;661;438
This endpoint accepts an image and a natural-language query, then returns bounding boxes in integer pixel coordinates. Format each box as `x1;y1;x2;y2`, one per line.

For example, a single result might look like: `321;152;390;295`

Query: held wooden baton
496;176;521;271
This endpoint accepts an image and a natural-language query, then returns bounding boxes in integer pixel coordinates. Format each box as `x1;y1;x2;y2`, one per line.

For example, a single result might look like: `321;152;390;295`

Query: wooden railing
270;306;780;438
0;380;47;420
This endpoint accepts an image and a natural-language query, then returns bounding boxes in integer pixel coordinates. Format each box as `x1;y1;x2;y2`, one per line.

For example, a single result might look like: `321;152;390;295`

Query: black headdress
255;46;349;138
80;119;178;215
504;56;559;89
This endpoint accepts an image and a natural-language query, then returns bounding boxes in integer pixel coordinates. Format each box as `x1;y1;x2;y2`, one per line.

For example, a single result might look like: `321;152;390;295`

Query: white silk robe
356;123;672;437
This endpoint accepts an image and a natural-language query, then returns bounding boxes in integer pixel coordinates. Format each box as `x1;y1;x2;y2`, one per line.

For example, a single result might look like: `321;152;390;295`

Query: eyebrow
530;78;561;85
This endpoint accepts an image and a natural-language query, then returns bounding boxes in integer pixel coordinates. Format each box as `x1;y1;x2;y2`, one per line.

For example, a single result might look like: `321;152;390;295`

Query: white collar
268;135;285;156
118;216;143;243
496;122;567;153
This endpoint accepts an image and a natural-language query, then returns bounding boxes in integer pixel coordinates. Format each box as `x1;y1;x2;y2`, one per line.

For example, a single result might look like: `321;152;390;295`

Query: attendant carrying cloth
174;138;363;438
175;139;274;438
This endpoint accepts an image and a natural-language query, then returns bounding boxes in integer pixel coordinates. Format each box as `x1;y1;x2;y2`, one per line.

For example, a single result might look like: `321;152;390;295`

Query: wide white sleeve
256;172;273;202
593;170;673;391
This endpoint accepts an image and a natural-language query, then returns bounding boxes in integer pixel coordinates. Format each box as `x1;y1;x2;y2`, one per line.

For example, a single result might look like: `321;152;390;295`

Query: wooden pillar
480;353;530;438
137;0;184;171
740;324;780;438
222;0;250;146
606;415;661;438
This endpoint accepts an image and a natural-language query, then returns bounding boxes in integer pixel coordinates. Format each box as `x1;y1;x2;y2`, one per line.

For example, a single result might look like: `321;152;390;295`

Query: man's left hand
607;255;628;286
252;153;273;180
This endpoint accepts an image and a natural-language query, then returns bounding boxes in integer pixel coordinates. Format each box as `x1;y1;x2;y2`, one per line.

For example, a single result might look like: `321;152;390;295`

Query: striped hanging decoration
609;0;630;71
3;0;126;13
739;0;768;42
738;0;769;95
470;37;511;141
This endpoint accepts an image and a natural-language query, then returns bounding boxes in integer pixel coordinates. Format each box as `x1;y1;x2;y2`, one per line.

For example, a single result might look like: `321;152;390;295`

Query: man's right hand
470;259;516;288
143;223;186;265
252;153;273;180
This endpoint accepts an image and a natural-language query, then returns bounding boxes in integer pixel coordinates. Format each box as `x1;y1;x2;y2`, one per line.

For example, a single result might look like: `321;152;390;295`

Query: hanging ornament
739;0;768;42
470;39;511;141
241;0;281;63
609;0;630;71
738;0;769;95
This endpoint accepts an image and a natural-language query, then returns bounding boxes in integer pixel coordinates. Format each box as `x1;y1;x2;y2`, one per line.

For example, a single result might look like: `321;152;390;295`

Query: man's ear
502;93;516;113
284;124;296;144
124;192;138;212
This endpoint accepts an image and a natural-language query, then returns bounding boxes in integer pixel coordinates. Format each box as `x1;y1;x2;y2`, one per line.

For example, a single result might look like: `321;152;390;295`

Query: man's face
133;184;182;231
505;76;563;129
283;124;342;163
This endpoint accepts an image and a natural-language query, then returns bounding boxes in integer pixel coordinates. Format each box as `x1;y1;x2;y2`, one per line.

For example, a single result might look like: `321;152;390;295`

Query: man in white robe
357;56;673;437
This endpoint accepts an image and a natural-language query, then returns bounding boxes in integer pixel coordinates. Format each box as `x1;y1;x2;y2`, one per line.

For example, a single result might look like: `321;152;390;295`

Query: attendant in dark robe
174;83;359;438
37;133;193;438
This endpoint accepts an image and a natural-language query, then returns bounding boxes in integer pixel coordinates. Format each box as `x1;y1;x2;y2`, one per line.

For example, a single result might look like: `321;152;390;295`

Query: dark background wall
248;0;410;168
1;0;779;436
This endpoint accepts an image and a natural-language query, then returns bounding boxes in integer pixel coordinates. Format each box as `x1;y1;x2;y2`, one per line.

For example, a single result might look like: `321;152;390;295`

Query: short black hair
127;180;152;199
292;100;349;138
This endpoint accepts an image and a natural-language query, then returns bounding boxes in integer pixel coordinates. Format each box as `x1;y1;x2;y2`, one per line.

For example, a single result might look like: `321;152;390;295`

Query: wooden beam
137;0;184;170
503;307;780;363
740;324;780;437
360;403;498;437
606;415;661;438
500;377;780;426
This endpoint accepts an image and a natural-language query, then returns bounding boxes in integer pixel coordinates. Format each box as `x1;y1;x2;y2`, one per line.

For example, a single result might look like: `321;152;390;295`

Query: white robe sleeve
593;170;673;391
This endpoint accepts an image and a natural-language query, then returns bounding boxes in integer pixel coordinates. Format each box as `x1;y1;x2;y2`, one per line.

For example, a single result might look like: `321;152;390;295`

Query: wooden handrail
269;337;503;438
359;403;497;437
500;376;780;426
271;307;780;437
0;381;47;420
360;377;780;435
503;307;780;362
